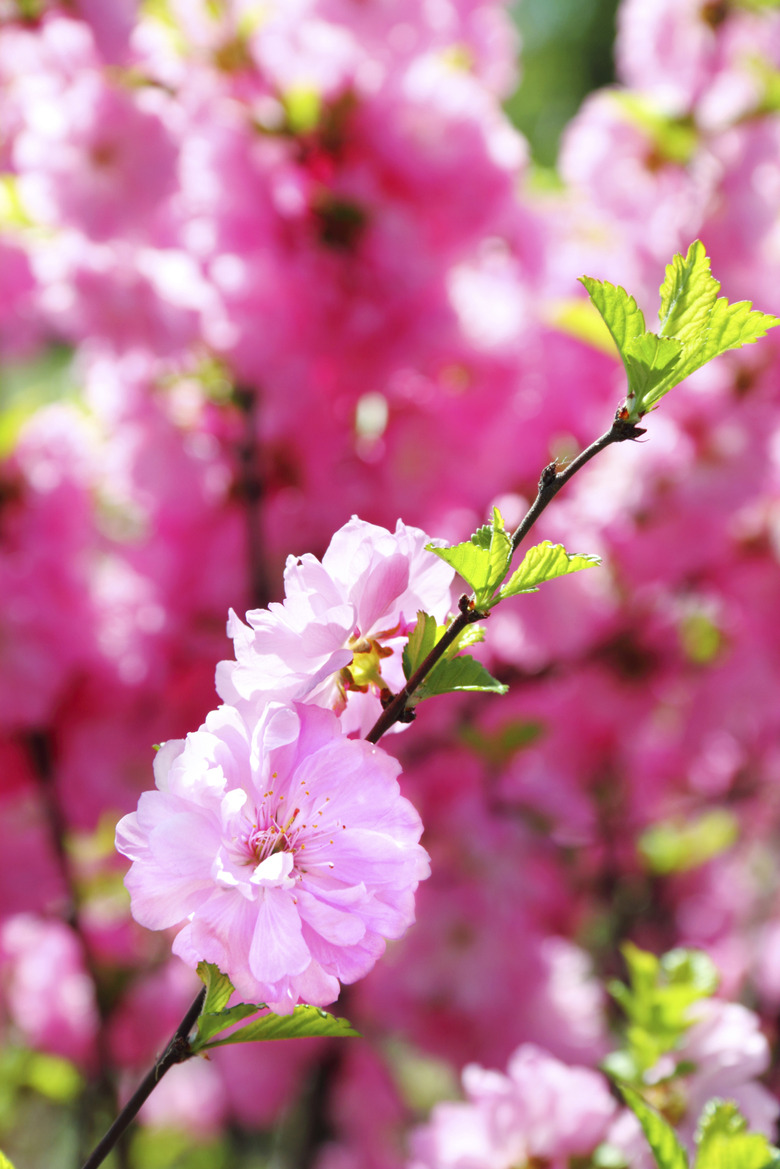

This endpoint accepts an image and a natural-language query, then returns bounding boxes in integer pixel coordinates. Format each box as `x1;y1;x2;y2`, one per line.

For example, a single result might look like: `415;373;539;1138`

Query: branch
510;414;645;553
365;413;646;742
80;987;207;1169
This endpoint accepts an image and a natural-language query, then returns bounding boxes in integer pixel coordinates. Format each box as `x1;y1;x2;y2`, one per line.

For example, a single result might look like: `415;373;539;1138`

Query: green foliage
694;1101;780;1169
23;1055;82;1104
192;962;359;1051
619;1086;689;1169
0;1152;15;1169
606;944;718;1079
402;611;506;703
426;507;513;609
130;1127;231;1169
201;1004;360;1046
412;654;508;702
639;810;738;876
0;345;79;457
283;86;322;134
427;511;599;613
580;241;779;422
496;540;600;601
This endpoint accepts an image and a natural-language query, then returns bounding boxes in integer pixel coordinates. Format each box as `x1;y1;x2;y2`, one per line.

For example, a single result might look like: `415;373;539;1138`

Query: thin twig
365;413;646;742
510;415;646;553
80;987;207;1169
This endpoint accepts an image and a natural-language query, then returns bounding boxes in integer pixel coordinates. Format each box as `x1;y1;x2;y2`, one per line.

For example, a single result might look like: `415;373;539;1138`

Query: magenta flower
217;516;454;735
115;702;429;1013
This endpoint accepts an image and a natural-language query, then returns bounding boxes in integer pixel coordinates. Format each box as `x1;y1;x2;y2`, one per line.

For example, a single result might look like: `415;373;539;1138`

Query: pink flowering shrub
2;0;780;1165
116;701;429;1012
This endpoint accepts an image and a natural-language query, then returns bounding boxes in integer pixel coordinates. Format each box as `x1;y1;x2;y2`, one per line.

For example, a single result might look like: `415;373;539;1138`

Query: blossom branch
80;987;207;1169
25;730;122;1164
235;385;272;610
366;415;646;742
510;414;646;554
365;595;483;743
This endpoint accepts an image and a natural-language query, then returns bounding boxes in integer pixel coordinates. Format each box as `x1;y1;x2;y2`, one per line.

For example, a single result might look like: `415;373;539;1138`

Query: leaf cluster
605;944;718;1081
620;1091;780;1169
581;241;779;422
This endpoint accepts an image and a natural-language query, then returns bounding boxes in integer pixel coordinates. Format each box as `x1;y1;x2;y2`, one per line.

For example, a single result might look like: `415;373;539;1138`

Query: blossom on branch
217;516;455;735
115;701;430;1013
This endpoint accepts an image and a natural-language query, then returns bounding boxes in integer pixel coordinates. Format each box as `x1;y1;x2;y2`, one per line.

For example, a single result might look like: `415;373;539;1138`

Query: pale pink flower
115;701;429;1013
409;1043;616;1169
217;516;454;735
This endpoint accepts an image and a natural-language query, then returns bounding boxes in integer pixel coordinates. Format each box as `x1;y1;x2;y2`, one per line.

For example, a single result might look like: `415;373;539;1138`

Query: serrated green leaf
694;1100;780;1169
623;333;683;405
620;1086;689;1169
200;1004;360;1047
581;242;779;421
482;507;513;606
579;277;648;355
402;611;439;680
414;654;508;702
498;540;600;601
197;961;235;1015
427;509;512;606
470;522;494;550
426;540;492;596
704;295;778;357
658;241;720;347
194;1003;261;1047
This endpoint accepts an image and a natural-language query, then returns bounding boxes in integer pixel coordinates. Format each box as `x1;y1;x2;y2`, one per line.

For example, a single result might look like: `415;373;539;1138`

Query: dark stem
365;414;646;742
365;595;484;743
80;987;207;1169
510;415;645;553
25;730;123;1167
235;385;272;610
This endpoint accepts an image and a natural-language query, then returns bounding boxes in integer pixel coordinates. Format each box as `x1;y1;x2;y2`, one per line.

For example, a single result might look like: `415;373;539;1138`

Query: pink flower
217;516;454;735
115;701;430;1013
409;1043;616;1169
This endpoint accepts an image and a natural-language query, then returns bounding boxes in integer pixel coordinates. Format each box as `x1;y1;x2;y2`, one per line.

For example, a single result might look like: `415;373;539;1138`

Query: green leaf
620;1085;689;1169
192;961;265;1047
403;612;439;680
610;944;719;1075
200;1004;360;1047
413;654;508;703
426;508;513;607
580;242;779;421
197;961;235;1016
195;1003;262;1047
498;540;600;600
0;1151;17;1169
639;810;738;876
426;540;492;595
24;1054;82;1103
579;277;649;357
694;1100;780;1169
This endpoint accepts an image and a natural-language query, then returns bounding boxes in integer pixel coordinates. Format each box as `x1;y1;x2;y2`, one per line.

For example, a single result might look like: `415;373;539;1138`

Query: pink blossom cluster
2;0;780;1161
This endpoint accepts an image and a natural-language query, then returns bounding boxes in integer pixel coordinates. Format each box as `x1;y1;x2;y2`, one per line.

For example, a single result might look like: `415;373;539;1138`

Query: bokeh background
3;1;780;1167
